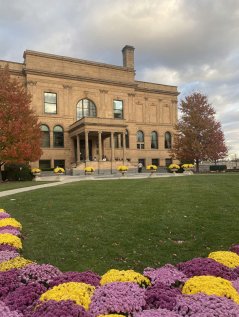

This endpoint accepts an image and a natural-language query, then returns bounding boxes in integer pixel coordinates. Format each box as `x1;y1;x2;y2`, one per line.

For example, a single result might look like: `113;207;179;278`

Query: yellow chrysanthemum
168;164;180;169
208;251;239;268
0;233;22;249
146;165;157;170
117;166;128;171
182;164;194;169
182;275;239;304
100;269;151;287
84;167;95;172
0;209;6;213
0;218;22;230
54;167;65;173
40;282;95;309
0;256;33;272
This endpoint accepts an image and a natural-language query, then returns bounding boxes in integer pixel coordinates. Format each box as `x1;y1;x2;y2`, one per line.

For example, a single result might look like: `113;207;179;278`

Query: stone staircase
72;160;137;175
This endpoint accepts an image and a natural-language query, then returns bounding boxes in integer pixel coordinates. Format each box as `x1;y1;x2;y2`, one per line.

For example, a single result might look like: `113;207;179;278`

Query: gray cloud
0;0;238;156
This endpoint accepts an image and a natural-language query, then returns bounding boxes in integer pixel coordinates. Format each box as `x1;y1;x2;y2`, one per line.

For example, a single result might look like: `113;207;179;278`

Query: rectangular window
39;160;51;170
54;160;65;169
165;158;172;167
152;159;159;166
113;100;123;119
44;92;57;114
137;143;144;149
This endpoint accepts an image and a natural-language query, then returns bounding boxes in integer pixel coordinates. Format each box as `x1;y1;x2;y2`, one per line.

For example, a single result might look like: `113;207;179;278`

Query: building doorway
80;140;92;161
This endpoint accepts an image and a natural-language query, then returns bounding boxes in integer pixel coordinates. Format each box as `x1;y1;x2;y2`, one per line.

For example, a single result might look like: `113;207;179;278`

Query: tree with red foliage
0;66;42;178
171;92;228;172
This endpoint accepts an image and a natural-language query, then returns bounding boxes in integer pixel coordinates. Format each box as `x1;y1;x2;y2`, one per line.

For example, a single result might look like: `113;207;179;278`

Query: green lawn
0;181;51;192
0;174;238;274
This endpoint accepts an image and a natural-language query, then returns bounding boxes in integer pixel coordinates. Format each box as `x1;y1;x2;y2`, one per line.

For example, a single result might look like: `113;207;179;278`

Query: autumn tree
0;65;42;178
171;92;228;172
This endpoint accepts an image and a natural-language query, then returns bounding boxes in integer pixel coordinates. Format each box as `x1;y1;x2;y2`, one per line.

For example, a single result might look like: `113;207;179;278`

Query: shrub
209;165;227;172
4;163;34;181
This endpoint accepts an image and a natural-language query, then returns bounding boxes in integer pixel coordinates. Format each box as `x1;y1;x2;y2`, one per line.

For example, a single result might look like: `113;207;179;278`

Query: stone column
111;132;115;161
76;134;81;164
85;131;89;161
98;131;102;161
118;134;121;148
122;132;126;164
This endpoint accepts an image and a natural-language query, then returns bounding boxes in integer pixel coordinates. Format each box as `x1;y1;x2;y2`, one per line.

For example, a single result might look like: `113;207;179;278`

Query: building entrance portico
69;117;128;173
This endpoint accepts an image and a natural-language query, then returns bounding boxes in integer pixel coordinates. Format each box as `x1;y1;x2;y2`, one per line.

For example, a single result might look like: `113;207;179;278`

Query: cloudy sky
1;0;239;158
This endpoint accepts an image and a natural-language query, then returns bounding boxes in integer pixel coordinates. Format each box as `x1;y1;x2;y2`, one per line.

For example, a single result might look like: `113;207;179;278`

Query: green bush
4;163;34;181
209;165;227;172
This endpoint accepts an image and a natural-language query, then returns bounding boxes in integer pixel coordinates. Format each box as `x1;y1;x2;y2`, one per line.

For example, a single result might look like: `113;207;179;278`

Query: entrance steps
72;160;137;175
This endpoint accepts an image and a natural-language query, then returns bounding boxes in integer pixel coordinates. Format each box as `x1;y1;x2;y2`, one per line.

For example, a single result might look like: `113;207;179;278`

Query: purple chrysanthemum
144;282;181;311
232;278;239;293
0;226;19;231
174;293;239;316
134;308;181;317
27;300;90;317
233;266;239;278
0;244;18;252
89;282;146;316
0;251;19;264
229;244;239;255
0;269;23;300
0;212;11;219
49;270;100;287
0;228;21;236
0;300;23;317
177;257;237;280
144;265;187;286
19;263;62;287
3;282;47;314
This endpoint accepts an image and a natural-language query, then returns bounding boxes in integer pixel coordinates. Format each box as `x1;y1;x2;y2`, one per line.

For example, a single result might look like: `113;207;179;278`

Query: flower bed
0;207;239;316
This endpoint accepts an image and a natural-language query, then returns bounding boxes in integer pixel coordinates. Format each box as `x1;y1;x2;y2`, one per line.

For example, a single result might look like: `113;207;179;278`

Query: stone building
0;46;179;173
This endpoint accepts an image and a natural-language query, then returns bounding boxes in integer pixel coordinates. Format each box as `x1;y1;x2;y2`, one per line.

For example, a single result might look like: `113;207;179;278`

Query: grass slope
0;181;51;192
0;174;238;274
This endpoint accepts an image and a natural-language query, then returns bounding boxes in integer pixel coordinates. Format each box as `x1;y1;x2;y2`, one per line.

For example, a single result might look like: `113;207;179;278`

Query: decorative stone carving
63;85;72;89
27;81;37;86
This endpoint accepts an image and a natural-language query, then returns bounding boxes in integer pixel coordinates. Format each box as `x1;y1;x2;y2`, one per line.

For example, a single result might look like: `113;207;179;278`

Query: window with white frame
44;92;57;114
113;100;123;119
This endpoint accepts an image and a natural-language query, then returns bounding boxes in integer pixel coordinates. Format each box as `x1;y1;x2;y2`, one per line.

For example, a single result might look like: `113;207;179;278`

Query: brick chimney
122;45;135;69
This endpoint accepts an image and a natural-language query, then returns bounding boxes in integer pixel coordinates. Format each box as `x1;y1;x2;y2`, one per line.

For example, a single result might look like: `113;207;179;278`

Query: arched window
40;124;50;148
137;130;144;149
151;131;158;149
125;129;129;148
53;125;64;148
165;132;172;149
76;99;97;120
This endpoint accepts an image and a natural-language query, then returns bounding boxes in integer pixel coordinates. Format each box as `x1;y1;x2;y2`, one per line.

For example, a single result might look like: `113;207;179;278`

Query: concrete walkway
0;173;184;198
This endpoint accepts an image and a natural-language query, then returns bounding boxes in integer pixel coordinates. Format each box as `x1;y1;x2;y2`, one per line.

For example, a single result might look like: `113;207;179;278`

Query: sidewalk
0;173;184;198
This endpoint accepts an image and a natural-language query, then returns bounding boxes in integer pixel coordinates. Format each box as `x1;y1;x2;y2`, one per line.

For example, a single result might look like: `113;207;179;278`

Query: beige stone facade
0;46;179;173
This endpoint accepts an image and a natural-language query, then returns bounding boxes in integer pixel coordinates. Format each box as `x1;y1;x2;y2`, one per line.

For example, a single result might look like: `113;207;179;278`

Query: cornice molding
24;68;137;89
23;68;179;96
